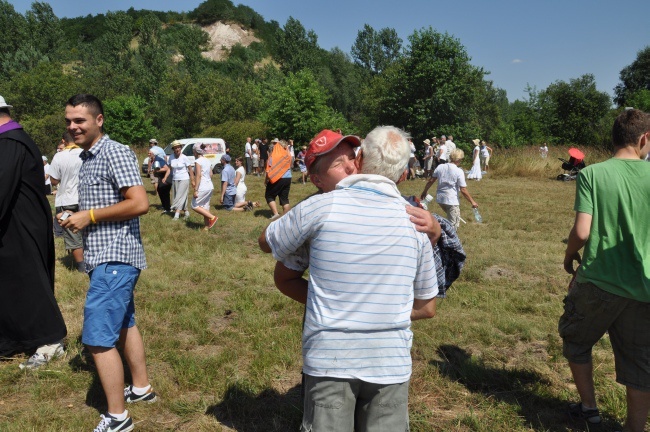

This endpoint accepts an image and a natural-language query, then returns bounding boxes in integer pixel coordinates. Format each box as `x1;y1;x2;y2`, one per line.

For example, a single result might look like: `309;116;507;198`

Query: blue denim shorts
82;262;140;348
223;193;236;210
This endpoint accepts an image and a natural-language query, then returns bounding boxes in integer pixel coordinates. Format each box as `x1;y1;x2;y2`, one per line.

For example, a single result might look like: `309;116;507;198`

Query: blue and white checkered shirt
78;135;147;272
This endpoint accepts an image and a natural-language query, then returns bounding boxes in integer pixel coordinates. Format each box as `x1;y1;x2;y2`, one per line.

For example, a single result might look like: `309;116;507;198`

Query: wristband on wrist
90;208;97;224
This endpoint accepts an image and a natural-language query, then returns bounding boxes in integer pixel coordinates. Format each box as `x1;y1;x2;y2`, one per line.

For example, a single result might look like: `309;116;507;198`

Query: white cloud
511;59;524;64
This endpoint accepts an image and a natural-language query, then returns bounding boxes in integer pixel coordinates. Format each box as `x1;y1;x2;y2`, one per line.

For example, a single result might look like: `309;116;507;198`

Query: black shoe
124;385;158;404
568;402;601;424
93;413;133;432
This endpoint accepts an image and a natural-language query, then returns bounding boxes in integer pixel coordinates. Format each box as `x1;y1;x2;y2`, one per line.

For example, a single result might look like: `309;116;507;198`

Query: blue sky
11;0;650;102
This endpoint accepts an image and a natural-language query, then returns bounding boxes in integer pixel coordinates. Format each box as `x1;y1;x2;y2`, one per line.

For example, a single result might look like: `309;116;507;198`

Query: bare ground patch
201;21;260;61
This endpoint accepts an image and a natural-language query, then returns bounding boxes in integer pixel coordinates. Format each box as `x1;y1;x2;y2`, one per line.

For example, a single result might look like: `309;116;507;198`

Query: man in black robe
0;95;67;369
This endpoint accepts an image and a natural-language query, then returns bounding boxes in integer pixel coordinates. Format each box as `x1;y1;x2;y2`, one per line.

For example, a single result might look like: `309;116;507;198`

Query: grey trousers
172;179;190;212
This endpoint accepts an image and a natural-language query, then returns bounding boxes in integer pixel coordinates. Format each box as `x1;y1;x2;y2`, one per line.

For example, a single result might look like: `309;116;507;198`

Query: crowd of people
1;89;650;432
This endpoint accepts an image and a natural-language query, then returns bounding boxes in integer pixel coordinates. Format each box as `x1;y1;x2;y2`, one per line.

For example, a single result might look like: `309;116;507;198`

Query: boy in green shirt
561;109;650;432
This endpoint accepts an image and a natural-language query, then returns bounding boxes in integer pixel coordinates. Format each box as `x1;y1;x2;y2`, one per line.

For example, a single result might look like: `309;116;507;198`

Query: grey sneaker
19;342;64;370
124;385;157;404
93;413;133;432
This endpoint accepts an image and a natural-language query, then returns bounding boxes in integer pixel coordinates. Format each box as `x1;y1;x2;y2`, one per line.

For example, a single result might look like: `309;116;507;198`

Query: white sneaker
184;211;190;220
19;342;64;370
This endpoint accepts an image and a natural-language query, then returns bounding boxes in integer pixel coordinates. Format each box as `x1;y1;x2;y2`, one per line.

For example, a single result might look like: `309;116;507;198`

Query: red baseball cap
305;130;361;172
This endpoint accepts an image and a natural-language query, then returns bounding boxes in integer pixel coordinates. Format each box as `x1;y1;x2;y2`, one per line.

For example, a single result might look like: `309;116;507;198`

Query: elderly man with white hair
259;125;438;432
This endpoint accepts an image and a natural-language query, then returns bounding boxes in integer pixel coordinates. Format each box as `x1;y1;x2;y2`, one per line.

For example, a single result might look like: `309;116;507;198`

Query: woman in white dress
232;157;259;212
467;139;482;180
190;143;218;230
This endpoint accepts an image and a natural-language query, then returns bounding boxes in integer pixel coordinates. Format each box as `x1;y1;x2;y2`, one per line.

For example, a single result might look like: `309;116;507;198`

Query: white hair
361;126;410;183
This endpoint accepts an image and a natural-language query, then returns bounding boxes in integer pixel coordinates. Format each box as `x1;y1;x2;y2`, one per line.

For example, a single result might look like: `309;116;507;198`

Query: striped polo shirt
265;174;438;384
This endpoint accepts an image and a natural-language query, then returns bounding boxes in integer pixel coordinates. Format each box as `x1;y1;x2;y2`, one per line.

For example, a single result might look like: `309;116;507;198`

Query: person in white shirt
423;138;433;176
259;127;437;432
168;141;191;220
437;141;449;164
244;137;252;174
446;135;456;153
49;131;84;272
540;143;549;159
421;149;479;229
408;138;417;179
42;156;52;195
479;140;493;172
191;143;218;230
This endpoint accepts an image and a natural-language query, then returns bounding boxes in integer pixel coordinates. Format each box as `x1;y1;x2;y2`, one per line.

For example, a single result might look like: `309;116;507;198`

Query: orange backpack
266;144;291;184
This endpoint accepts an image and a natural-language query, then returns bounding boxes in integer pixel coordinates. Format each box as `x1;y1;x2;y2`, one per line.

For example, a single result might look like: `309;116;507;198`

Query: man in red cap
259;126;438;431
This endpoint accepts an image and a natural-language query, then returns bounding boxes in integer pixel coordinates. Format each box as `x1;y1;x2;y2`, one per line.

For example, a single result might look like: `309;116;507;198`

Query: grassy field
0;145;629;431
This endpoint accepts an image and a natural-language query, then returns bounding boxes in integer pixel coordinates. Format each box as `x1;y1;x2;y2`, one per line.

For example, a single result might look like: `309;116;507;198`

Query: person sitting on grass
219;154;237;211
420;149;479;230
232;156;260;212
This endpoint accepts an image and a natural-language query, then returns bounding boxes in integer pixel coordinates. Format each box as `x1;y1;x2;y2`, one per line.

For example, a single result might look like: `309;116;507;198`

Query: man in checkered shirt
60;94;156;432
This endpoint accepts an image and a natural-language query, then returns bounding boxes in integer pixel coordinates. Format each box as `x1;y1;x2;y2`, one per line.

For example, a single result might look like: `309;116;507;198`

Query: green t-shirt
574;158;650;301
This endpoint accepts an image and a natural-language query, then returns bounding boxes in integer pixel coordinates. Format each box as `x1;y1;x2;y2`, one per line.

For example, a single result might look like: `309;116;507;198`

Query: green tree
351;24;402;74
6;61;79;119
260;70;349;143
362;27;486;144
537;74;611;144
25;2;64;57
625;89;650;112
189;0;235;25
614;46;650;106
133;13;168;99
314;48;364;121
274;17;320;74
103;95;157;146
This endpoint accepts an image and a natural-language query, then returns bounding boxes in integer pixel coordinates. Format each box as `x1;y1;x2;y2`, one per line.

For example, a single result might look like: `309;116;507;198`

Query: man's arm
50;177;60;186
411;298;436;321
258;227;271;253
60;185;149;231
564;211;592;275
274;262;307;304
220;180;227;203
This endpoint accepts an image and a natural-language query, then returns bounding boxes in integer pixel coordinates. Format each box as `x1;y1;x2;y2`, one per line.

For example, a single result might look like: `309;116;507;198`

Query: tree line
1;0;649;157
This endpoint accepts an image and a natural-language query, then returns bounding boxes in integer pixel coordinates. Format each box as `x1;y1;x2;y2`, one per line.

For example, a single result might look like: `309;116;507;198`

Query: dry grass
0;146;629;431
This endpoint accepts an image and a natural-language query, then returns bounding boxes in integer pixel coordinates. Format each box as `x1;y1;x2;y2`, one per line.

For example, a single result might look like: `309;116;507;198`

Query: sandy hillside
201;21;260;61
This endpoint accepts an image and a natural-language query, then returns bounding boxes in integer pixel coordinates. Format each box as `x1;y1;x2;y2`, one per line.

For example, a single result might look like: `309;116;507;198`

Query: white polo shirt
265;174;438;384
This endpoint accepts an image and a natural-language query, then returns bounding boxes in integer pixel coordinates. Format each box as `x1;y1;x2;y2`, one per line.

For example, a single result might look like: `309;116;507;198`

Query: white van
142;138;227;174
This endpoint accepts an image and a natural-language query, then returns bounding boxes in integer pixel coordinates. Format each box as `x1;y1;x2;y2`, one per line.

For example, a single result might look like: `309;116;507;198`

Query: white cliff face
200;21;260;61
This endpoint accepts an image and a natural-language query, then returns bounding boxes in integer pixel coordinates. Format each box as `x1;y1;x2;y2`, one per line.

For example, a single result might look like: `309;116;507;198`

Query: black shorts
265;178;291;206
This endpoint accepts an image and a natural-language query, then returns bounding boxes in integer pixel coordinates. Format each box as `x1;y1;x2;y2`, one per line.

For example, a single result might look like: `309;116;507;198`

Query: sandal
568;402;601;424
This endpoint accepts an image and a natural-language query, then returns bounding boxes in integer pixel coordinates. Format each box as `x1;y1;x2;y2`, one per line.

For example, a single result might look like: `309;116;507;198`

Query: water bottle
421;194;434;210
473;207;483;223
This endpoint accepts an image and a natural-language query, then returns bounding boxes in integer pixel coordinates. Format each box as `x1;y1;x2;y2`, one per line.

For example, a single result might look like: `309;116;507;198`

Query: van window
183;145;194;156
